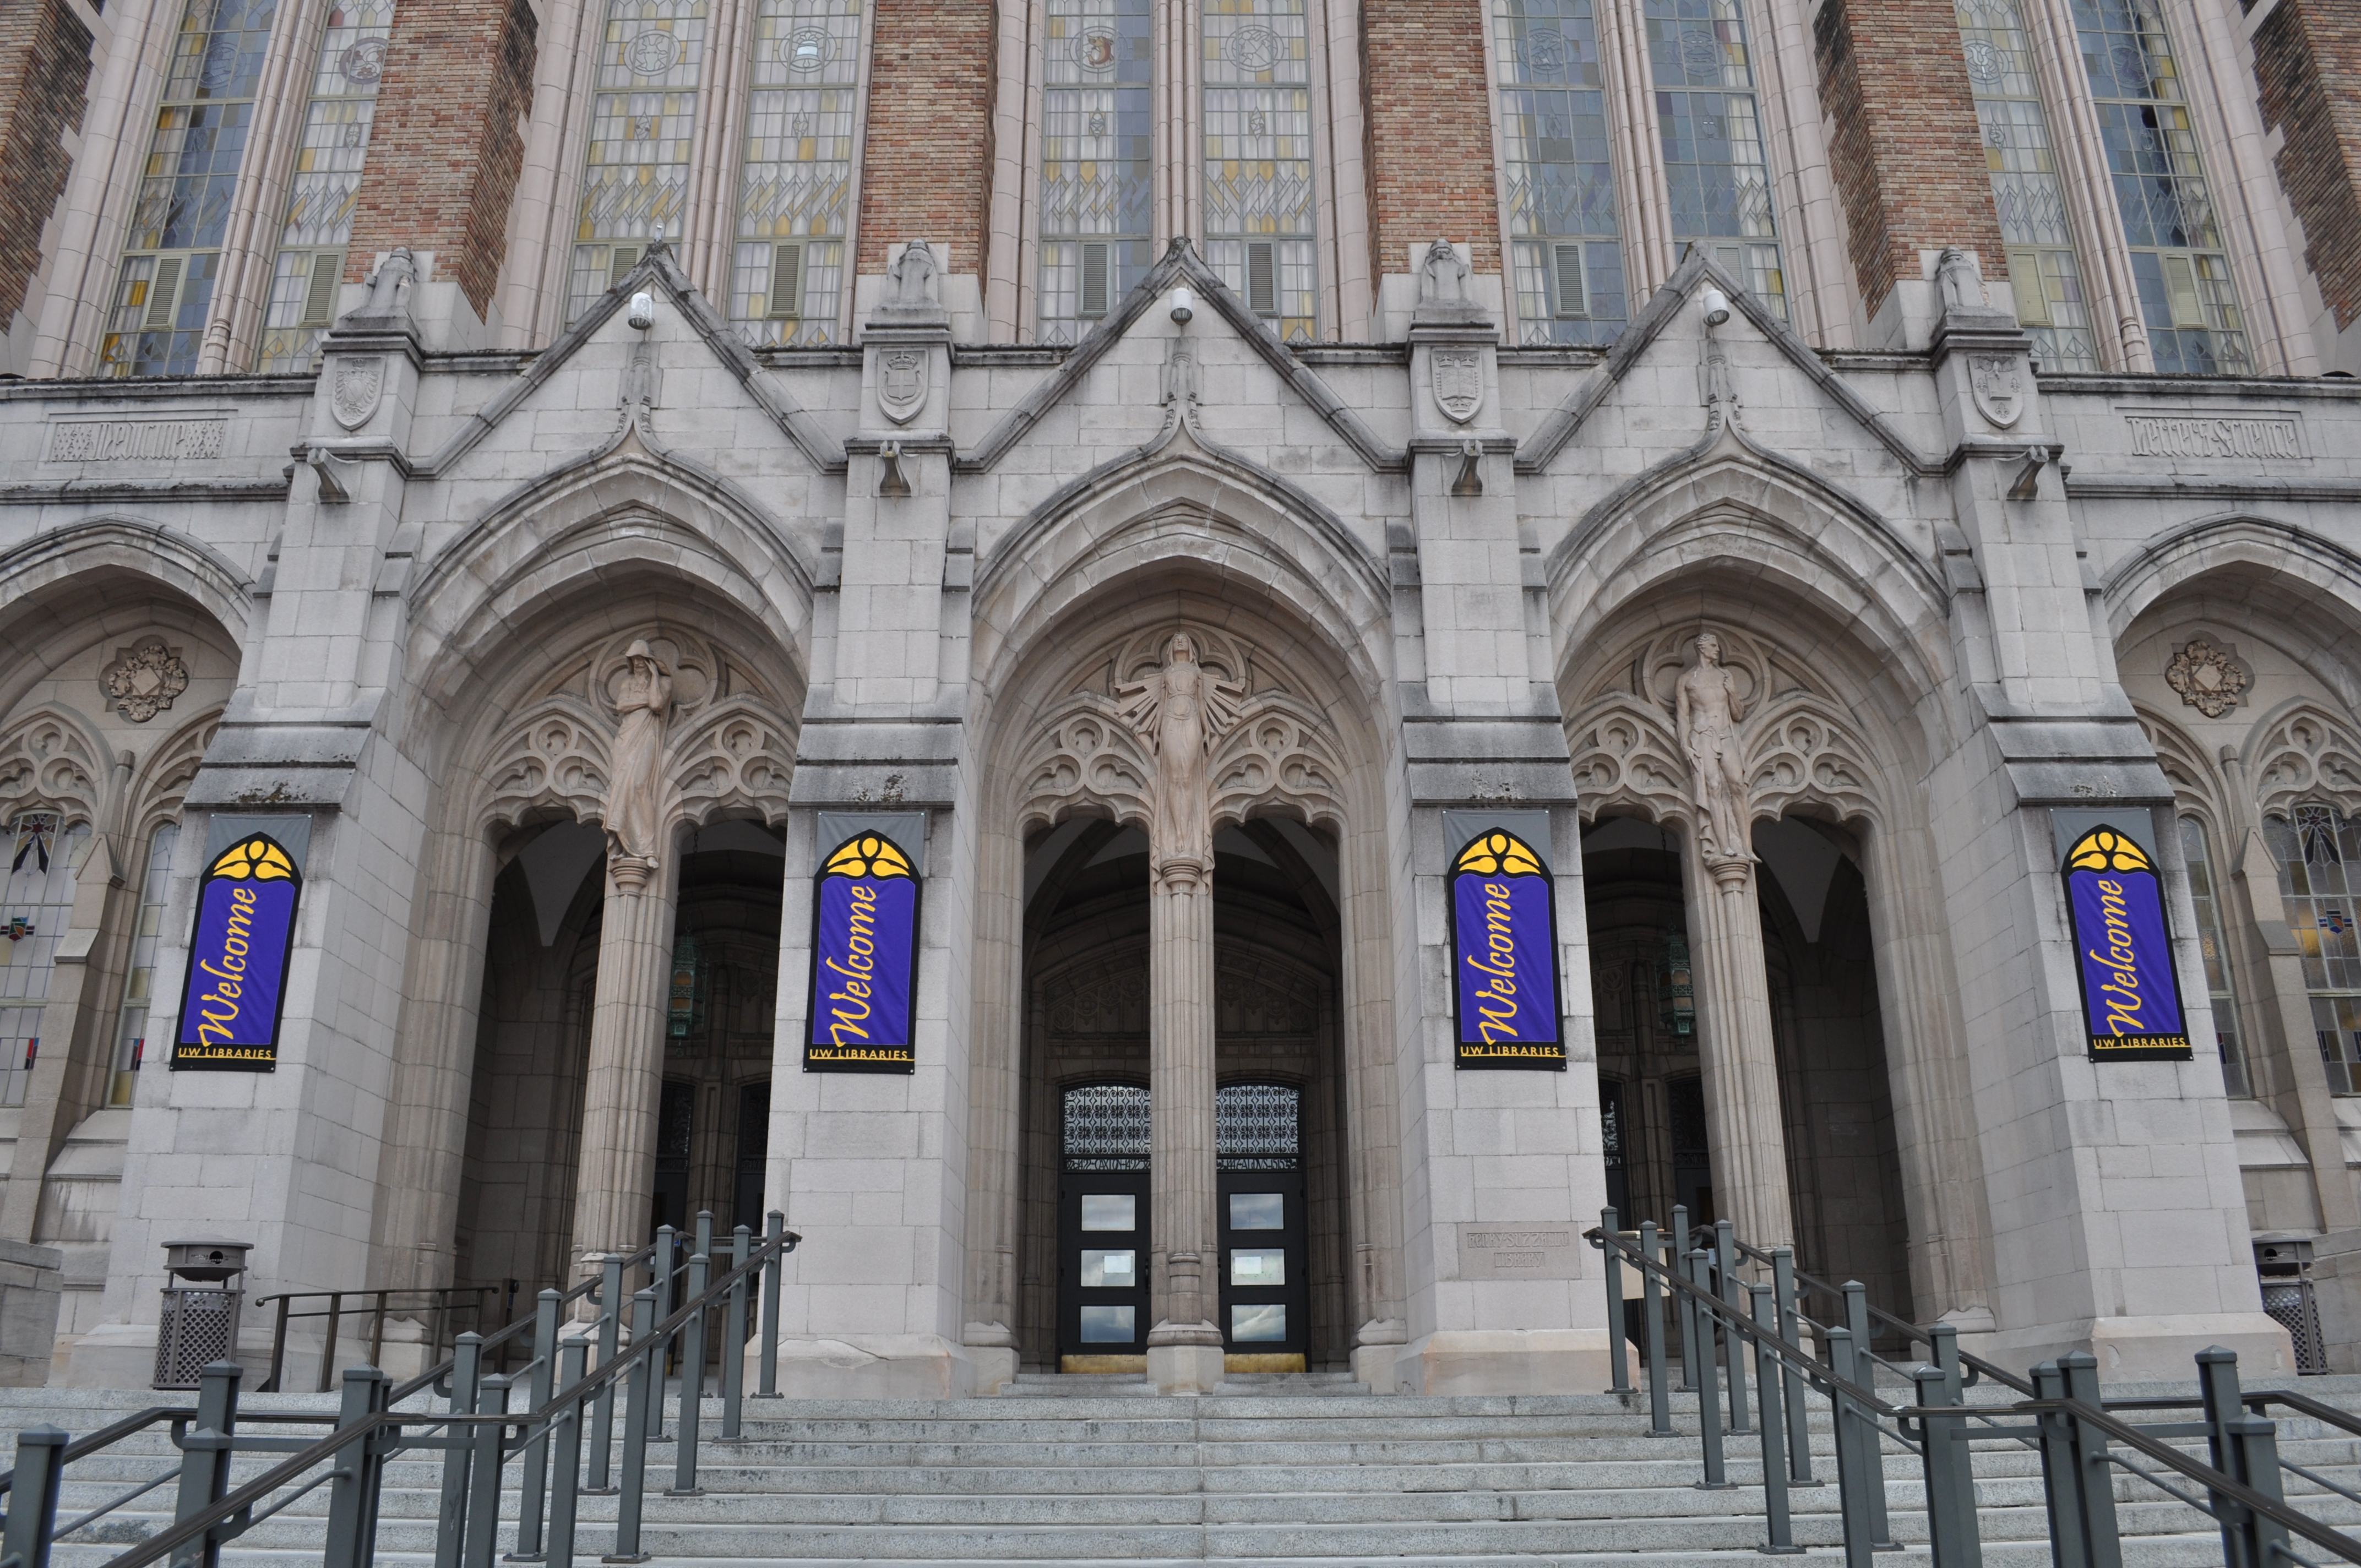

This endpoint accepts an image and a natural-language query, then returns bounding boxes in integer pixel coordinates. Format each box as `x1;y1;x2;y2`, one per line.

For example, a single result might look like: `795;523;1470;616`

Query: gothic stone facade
0;0;2357;1395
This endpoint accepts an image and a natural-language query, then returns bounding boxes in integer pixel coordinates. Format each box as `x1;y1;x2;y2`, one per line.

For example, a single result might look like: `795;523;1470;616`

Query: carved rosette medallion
331;355;385;430
2166;638;2249;718
878;348;927;424
1969;353;2023;428
101;640;191;723
1431;346;1483;424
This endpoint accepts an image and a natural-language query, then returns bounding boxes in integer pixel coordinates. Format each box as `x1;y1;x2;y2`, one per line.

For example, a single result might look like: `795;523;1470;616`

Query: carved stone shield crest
1432;346;1483;424
878;348;927;424
332;355;384;431
1970;353;2023;428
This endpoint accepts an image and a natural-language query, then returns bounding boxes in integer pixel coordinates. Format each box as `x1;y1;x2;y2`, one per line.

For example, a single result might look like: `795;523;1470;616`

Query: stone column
1685;846;1796;1250
1146;855;1224;1393
567;852;677;1272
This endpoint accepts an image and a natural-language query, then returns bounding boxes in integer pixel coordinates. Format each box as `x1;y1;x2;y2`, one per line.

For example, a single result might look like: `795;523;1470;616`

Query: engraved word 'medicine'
2126;415;2300;461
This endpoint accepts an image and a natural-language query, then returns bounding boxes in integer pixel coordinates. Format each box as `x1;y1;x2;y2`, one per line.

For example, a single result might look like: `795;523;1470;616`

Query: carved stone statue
605;639;673;868
1936;246;1985;314
1674;633;1752;863
1117;633;1242;878
360;247;415;318
888;239;939;308
1419;240;1468;307
1162;335;1199;409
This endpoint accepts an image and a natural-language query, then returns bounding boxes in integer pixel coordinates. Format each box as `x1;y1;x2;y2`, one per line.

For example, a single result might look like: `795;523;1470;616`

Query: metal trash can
2256;1236;2327;1375
155;1239;252;1389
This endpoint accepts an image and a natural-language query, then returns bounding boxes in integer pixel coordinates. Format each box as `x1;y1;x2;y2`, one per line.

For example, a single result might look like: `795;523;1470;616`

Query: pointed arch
2243;699;2361;824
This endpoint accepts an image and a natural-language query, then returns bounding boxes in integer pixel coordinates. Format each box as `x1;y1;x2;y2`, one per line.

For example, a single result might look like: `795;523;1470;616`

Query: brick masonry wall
1813;0;2002;320
855;0;994;274
344;0;538;319
1362;0;1502;282
0;0;93;329
2253;0;2361;333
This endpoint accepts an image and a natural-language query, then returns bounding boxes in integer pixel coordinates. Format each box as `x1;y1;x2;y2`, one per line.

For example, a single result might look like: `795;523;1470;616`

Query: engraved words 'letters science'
804;831;921;1073
2062;825;2192;1062
1448;830;1565;1069
173;834;303;1071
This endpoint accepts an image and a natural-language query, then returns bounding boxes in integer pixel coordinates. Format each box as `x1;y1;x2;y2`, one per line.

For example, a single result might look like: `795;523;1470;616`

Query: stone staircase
7;1373;2361;1565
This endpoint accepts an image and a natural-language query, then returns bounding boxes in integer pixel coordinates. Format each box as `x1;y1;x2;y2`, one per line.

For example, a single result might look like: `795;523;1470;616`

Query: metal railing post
1601;1207;1630;1394
1671;1206;1696;1392
611;1288;657;1565
1638;1222;1673;1437
2031;1362;2089;1568
2226;1413;2291;1568
586;1256;624;1494
1714;1220;1747;1433
758;1211;785;1397
265;1296;292;1392
2196;1344;2286;1568
1689;1248;1731;1490
319;1291;345;1393
434;1332;483;1568
461;1373;511;1568
2;1427;67;1568
1748;1284;1800;1555
1912;1362;1980;1568
1824;1327;1873;1568
1770;1247;1814;1484
2055;1353;2123;1568
721;1226;749;1441
1840;1281;1892;1548
648;1227;675;1440
545;1341;588;1568
670;1250;709;1496
323;1365;389;1568
369;1289;390;1371
171;1360;242;1568
510;1288;561;1560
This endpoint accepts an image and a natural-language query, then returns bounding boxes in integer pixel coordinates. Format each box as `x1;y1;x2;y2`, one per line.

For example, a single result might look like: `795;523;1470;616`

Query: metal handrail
0;1408;189;1498
254;1283;532;1393
85;1220;796;1568
385;1238;656;1406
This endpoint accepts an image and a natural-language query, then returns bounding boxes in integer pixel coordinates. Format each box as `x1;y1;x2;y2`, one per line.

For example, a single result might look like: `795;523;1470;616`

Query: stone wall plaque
2125;413;2302;461
45;417;228;463
1455;1222;1581;1281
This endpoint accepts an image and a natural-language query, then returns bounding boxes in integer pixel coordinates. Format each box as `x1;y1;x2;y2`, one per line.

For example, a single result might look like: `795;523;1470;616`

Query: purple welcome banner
805;831;921;1074
2062;825;2192;1061
1449;831;1565;1070
173;834;301;1071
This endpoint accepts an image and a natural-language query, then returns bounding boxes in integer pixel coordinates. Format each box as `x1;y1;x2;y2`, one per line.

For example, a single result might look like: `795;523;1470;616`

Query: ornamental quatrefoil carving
101;640;190;723
2165;638;2248;719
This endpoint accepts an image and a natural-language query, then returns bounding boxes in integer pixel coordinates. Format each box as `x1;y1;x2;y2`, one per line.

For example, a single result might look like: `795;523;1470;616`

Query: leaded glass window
568;0;709;324
0;816;94;1108
2071;0;2247;374
2180;816;2249;1097
100;0;281;376
1203;0;1318;341
2265;805;2361;1094
1955;0;2097;371
1494;0;1628;345
1216;1082;1299;1170
1645;0;1785;320
258;0;396;372
107;824;179;1107
1064;1082;1150;1170
1038;0;1152;346
732;0;860;345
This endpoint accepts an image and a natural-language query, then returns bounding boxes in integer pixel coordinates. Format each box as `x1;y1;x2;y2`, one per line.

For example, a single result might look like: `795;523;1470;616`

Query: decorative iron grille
1063;1083;1150;1169
1216;1082;1299;1170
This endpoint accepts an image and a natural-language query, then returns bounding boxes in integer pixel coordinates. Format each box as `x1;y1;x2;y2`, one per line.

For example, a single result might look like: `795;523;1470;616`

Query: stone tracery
2248;704;2361;822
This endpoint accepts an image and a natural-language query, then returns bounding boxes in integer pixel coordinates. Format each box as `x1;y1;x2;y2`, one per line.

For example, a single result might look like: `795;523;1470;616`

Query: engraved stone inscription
46;418;229;463
2126;415;2301;461
1454;1222;1580;1281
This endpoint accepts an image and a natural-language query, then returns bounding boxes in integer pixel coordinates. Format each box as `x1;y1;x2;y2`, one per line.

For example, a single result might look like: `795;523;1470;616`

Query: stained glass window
0;817;94;1108
100;0;281;376
1494;0;1628;344
2180;816;2248;1097
107;824;180;1107
732;0;860;345
1203;0;1318;341
1954;0;2097;371
1038;0;1152;346
1216;1081;1299;1170
1064;1082;1150;1170
257;0;396;372
2265;805;2361;1094
2071;0;2247;374
1645;0;1786;320
568;0;709;324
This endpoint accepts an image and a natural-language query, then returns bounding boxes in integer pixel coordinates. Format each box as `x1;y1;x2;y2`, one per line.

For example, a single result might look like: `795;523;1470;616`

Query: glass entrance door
1216;1082;1307;1369
1058;1083;1152;1369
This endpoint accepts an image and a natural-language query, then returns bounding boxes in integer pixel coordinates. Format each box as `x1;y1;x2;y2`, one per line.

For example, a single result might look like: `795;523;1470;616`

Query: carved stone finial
603;638;673;865
101;640;190;723
1674;631;1754;865
2166;639;2249;719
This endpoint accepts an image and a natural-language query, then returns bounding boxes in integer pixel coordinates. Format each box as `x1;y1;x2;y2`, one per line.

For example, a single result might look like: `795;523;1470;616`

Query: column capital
608;853;657;891
1706;853;1755;892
